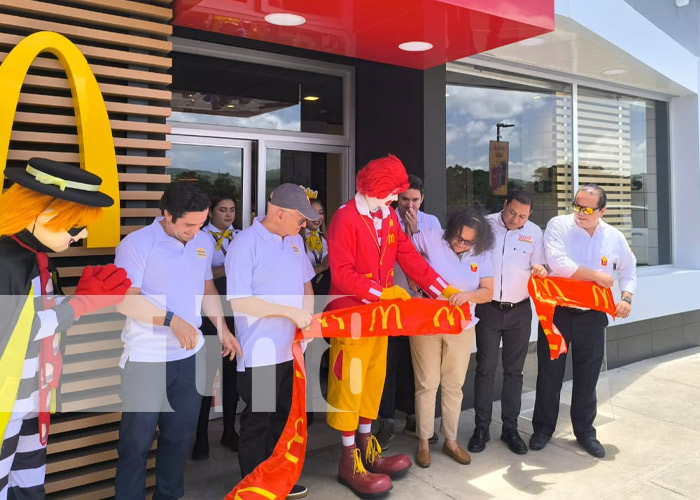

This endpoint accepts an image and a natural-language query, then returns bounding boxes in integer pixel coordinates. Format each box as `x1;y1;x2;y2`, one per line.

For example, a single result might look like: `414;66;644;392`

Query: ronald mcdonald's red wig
355;154;410;198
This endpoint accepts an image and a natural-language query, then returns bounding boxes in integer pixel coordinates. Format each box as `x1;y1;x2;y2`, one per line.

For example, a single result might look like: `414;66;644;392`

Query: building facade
1;0;699;497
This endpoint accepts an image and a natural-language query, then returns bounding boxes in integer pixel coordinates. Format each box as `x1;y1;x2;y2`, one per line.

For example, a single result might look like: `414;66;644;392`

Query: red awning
173;0;554;70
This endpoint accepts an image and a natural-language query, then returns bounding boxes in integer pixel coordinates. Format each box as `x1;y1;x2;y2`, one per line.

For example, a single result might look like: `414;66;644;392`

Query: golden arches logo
369;304;403;332
284;417;305;465
387;232;396;245
0;31;119;247
591;285;610;309
432;306;466;327
539;278;568;301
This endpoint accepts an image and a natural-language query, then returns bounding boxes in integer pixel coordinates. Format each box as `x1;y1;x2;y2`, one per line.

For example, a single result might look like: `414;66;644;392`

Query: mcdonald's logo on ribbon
432;306;467;328
591;285;611;309
0;31;120;247
539;278;569;302
369;304;403;332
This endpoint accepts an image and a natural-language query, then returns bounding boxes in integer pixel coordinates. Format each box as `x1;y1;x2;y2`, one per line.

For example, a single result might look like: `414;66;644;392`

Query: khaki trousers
409;327;476;441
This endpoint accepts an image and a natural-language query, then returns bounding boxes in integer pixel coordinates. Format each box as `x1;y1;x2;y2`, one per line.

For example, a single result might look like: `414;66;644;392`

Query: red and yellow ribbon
224;298;470;500
528;275;616;360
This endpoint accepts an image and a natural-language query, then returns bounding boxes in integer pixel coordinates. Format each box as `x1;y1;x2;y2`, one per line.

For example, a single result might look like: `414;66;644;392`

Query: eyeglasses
282;210;306;226
572;203;600;215
453;235;475;246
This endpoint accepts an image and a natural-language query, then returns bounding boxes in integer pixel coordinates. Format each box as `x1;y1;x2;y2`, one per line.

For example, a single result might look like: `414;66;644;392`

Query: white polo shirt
412;228;494;328
203;222;239;267
486;212;546;303
115;217;213;367
226;218;315;370
393;210;442;295
544;213;637;294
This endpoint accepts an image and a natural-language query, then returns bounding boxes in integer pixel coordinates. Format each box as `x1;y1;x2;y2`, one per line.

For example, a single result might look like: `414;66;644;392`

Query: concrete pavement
183;347;700;500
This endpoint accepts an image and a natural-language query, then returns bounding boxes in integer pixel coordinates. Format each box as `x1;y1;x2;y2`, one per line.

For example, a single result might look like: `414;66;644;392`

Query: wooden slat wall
0;1;172;498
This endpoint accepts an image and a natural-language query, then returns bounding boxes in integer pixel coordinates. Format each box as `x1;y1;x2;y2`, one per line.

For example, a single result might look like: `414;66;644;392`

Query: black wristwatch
621;296;632;305
163;310;174;327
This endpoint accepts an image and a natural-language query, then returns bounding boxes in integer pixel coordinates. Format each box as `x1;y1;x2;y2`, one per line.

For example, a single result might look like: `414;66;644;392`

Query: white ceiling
465;16;694;98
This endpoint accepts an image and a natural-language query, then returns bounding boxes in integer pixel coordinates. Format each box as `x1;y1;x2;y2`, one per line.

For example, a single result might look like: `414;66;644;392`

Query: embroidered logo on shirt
387;231;396;245
196;248;207;258
601;256;608;267
292;245;300;253
470;262;478;273
518;234;532;243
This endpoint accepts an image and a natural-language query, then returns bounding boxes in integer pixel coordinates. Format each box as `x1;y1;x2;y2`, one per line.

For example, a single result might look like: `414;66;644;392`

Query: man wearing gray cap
226;183;320;499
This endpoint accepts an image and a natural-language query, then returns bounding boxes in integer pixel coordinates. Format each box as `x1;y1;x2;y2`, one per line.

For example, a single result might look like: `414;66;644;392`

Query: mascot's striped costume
0;158;130;499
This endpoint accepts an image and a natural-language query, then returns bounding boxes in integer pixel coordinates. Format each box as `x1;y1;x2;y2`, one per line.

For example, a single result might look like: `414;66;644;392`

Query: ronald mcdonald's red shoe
356;432;412;478
338;445;393;499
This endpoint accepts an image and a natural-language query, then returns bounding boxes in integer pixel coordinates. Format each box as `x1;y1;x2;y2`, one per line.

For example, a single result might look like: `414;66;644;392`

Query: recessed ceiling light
603;69;626;76
227;104;235;108
399;41;433;52
303;95;319;101
264;13;306;26
518;37;545;47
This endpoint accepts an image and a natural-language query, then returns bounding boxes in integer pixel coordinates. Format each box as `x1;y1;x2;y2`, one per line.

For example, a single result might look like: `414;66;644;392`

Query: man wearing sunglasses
530;184;637;458
468;190;547;456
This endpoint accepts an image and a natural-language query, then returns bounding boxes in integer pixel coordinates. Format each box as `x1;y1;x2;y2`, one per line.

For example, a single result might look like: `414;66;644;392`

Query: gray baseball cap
269;183;321;221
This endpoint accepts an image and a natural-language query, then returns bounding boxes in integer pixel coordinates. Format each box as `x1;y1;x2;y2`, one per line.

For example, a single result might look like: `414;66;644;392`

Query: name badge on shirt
196;247;207;258
518;234;532;243
292;245;300;254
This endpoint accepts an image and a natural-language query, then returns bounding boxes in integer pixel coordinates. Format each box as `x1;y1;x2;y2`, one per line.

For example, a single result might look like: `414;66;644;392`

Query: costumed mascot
0;158;131;499
325;154;458;498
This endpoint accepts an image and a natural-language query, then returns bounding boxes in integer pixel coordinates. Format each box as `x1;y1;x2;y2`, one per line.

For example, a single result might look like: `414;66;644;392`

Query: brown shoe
442;443;471;465
415;448;431;468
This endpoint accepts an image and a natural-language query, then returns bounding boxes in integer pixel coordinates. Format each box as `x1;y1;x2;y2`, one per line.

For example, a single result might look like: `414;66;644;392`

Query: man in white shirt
529;184;636;458
375;175;441;448
114;182;240;500
227;183;319;499
468;190;547;456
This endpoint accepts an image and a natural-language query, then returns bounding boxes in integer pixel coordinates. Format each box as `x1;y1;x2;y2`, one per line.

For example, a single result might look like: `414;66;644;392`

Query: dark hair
160;182;210;222
577;184;607;209
406;174;424;195
443;208;494;256
506;190;533;207
210;191;236;211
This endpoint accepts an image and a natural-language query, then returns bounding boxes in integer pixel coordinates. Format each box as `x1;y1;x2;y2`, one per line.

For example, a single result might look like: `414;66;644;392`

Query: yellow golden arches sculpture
0;31;119;248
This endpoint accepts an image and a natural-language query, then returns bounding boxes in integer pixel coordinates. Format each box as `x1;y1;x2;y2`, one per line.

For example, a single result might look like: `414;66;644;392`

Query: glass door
258;141;351;221
167;136;253;229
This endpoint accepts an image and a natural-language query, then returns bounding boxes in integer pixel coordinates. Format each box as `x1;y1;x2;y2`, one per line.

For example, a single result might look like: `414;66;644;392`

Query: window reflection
445;82;572;229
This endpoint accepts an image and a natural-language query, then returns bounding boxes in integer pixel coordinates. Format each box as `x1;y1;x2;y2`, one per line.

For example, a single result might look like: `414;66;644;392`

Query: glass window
170;52;344;135
577;88;670;265
446;75;573;229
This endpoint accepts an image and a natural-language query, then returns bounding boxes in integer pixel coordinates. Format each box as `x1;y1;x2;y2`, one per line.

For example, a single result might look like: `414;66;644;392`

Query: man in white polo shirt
375;174;441;448
114;182;240;500
529;184;636;458
227;183;320;500
468;190;547;456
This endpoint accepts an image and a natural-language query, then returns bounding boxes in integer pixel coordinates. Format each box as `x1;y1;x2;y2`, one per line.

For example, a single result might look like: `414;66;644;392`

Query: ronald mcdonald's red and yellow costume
325;155;453;498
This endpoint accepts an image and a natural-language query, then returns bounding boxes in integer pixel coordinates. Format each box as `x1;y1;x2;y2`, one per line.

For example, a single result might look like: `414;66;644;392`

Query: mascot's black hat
4;158;113;207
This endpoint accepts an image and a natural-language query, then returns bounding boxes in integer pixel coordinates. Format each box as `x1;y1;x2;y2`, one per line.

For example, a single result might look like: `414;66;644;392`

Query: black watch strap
163;310;174;327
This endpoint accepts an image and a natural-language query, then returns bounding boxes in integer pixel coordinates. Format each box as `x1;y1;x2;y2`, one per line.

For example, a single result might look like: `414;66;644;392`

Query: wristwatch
163;310;174;327
621;296;632;305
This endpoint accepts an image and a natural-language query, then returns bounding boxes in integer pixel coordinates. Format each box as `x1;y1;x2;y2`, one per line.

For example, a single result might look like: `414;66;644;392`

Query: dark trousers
195;334;239;439
473;301;532;431
115;355;202;500
236;361;294;479
532;307;608;439
378;336;415;420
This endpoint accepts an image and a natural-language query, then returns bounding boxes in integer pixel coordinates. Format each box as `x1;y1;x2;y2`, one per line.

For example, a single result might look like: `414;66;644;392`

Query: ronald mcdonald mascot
0;158;130;499
325;154;458;497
